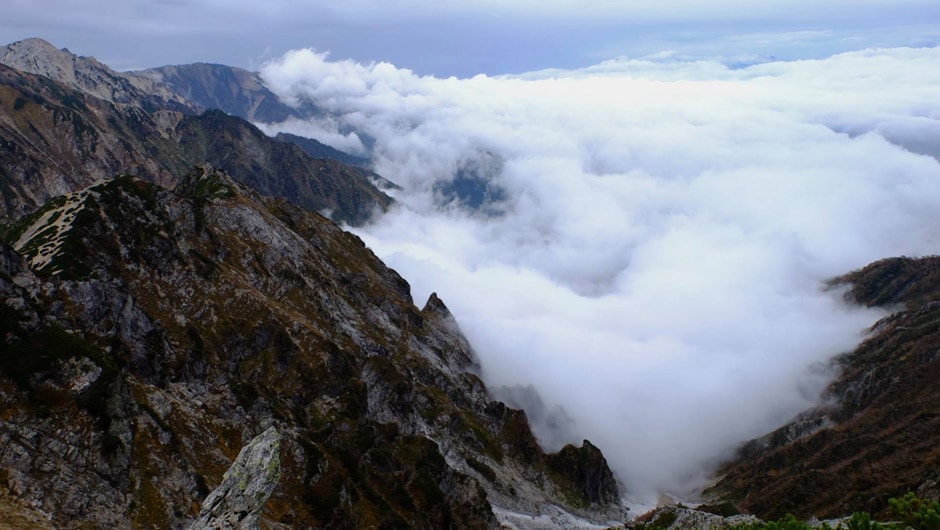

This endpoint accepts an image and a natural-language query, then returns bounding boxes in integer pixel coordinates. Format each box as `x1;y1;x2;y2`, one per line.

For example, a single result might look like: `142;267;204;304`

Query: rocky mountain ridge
0;168;621;528
274;132;372;169
129;60;377;175
1;38;366;174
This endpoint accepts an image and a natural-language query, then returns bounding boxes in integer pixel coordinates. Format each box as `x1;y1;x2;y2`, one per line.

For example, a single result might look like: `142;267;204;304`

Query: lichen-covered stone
189;427;281;530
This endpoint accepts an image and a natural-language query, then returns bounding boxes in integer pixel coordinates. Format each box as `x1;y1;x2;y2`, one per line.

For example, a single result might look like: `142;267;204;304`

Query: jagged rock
0;242;27;277
189;427;281;530
661;507;727;530
547;440;620;505
492;384;577;453
917;470;940;503
633;506;759;530
0;486;54;530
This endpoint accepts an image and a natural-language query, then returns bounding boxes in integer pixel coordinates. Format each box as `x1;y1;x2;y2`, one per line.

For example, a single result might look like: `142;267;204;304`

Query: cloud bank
260;47;940;496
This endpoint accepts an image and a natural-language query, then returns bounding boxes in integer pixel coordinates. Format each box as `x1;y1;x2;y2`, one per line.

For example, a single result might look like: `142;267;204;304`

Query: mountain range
0;37;937;529
0;38;388;226
0;38;622;529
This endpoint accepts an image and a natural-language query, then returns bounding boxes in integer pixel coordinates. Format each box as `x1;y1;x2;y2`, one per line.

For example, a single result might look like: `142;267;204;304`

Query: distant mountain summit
0;40;389;225
131;62;312;123
0;37;195;113
131;63;378;171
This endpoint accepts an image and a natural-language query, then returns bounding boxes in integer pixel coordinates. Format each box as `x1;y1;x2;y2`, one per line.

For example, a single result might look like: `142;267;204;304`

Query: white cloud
260;46;940;496
254;117;367;155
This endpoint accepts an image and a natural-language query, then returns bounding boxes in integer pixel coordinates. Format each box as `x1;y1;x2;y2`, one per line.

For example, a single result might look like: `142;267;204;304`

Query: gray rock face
190;427;281;530
546;440;620;506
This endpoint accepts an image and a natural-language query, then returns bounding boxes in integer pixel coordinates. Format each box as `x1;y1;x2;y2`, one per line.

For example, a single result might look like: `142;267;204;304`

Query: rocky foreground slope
710;257;940;519
0;168;620;528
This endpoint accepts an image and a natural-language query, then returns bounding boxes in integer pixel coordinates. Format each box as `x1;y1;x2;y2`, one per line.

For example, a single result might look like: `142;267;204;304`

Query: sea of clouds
259;46;940;496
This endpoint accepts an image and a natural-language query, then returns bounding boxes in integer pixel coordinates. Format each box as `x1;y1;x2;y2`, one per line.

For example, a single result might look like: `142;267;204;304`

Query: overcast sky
2;0;939;75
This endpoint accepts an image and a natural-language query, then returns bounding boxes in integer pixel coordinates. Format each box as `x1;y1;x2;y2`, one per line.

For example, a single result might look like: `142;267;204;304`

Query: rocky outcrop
633;505;760;530
190;427;282;530
710;257;940;519
547;440;620;506
0;170;620;528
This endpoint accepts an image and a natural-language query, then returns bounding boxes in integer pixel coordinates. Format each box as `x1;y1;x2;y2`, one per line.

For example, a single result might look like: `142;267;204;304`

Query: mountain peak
6;37;59;52
0;36;196;112
422;291;450;316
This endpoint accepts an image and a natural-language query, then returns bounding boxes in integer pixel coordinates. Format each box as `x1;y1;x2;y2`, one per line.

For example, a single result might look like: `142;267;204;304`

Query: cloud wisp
260;47;940;496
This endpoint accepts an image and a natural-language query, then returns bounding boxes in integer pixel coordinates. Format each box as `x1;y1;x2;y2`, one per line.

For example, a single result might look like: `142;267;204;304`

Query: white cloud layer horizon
260;46;940;496
6;1;937;76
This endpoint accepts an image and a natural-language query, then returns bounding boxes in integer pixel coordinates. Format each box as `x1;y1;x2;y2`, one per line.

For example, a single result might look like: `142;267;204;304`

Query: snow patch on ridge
14;189;93;275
